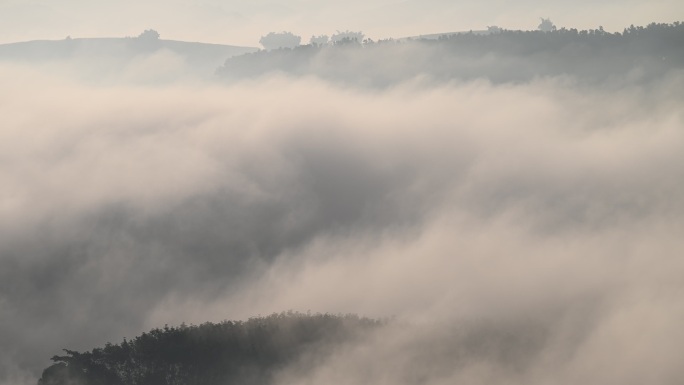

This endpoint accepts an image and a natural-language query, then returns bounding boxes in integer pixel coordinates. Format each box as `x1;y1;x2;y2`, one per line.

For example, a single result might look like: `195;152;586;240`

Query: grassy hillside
0;36;257;80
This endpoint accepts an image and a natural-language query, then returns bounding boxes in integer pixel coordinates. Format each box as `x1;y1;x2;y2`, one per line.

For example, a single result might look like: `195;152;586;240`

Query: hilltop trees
259;32;301;50
310;35;329;46
538;18;557;32
259;30;366;49
218;22;684;86
487;26;502;34
138;29;160;40
330;30;365;45
37;313;382;385
132;29;162;51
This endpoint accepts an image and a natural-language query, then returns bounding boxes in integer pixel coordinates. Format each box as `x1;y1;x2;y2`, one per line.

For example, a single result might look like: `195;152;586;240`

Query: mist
2;24;684;385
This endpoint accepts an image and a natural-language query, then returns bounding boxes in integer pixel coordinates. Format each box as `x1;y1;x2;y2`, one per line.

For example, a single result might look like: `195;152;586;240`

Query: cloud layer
1;65;684;384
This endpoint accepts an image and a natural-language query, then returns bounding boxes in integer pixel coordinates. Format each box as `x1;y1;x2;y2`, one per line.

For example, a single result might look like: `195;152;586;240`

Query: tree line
38;312;383;385
218;21;684;87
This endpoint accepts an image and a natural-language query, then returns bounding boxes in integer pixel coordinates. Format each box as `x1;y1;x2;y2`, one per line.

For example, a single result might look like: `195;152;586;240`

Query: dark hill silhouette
37;312;383;385
217;21;684;87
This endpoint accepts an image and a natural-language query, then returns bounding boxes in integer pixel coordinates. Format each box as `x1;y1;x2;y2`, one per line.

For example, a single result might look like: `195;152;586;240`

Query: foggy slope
0;38;254;61
0;35;257;81
1;20;683;385
218;22;684;86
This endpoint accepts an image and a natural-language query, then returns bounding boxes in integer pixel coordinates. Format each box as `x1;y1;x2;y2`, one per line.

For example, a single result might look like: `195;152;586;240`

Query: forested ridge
38;313;382;385
218;21;684;86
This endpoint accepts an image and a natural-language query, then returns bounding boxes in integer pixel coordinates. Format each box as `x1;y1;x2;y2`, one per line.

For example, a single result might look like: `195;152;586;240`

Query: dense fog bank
1;33;683;384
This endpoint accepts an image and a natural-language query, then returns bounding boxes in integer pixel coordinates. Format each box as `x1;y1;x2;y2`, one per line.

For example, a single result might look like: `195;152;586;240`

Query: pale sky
1;0;682;46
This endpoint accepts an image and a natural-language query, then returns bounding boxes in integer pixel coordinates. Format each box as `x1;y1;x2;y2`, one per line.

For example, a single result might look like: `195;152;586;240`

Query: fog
2;36;684;384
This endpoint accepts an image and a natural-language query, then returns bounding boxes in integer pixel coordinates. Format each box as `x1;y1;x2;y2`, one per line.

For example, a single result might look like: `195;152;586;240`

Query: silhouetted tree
259;32;301;50
330;30;365;45
538;18;557;32
487;26;502;34
310;35;329;47
38;312;382;385
138;29;160;40
132;29;162;51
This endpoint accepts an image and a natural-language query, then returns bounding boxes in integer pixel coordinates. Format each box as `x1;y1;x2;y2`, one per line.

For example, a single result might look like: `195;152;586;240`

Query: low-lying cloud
1;64;683;384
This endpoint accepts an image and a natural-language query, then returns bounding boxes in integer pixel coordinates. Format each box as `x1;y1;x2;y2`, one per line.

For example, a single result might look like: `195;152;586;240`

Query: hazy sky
1;0;683;45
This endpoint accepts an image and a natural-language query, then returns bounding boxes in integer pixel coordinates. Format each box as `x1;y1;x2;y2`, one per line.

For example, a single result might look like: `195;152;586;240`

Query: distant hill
0;38;256;62
0;36;258;80
217;22;684;87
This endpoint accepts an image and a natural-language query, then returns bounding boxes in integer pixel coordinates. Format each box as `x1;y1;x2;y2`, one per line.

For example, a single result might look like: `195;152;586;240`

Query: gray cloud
1;61;683;384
